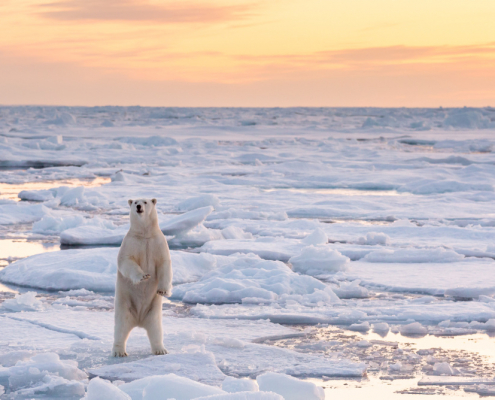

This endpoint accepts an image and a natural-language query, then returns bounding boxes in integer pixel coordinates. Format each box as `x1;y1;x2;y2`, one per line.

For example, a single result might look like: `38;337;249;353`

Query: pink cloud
37;0;256;23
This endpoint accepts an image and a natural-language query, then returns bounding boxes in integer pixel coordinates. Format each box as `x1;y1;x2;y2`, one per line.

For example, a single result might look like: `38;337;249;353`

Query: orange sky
1;0;494;107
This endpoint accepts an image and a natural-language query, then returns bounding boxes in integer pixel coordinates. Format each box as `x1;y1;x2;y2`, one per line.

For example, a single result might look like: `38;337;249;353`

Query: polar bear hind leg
113;306;136;357
143;296;167;355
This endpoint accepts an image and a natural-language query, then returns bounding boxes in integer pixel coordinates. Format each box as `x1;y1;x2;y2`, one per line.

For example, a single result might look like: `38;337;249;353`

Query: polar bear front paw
157;288;172;297
131;273;150;284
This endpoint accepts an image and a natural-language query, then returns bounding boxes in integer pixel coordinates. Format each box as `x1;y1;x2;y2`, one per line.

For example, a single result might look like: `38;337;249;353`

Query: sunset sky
1;0;494;107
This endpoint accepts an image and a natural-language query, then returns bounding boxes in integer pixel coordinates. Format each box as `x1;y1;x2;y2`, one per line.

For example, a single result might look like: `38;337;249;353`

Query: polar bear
113;198;173;357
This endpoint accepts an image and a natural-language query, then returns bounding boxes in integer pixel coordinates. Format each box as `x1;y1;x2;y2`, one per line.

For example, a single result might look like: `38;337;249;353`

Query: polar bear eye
144;201;147;204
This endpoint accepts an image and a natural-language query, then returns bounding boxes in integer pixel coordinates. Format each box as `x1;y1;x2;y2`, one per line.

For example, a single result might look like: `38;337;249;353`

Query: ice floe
0;248;233;291
3;106;495;398
256;372;324;400
170;256;339;305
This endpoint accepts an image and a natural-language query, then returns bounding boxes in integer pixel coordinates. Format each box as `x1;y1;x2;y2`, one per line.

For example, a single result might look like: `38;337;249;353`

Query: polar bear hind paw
113;350;128;357
153;347;168;355
157;289;170;296
141;274;151;281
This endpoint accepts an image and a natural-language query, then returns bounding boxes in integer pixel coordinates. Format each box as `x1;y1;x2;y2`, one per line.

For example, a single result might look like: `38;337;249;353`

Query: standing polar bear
113;198;173;357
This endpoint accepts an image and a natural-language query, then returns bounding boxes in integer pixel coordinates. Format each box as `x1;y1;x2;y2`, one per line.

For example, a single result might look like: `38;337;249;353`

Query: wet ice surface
1;106;495;398
0;177;110;202
0;239;59;268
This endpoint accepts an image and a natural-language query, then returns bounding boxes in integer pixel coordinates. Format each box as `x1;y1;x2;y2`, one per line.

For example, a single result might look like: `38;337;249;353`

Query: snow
399;322;428;336
198;238;303;262
357;232;390;246
348;321;370;332
195;393;283;400
333;280;369;299
0;248;234;291
59;206;214;245
83;378;131;400
0;203;49;225
170;256;338;305
176;195;220;211
289;246;349;276
3;106;495;397
90;351;226;385
433;362;455;376
0;291;45;312
256;372;324;400
1;353;86;398
362;247;464;263
119;374;224;400
346;258;495;296
222;376;259;393
1;307;365;380
372;323;390;334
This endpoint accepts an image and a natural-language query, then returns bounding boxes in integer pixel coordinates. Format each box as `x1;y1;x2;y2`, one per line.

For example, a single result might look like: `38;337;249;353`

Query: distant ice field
1;106;495;398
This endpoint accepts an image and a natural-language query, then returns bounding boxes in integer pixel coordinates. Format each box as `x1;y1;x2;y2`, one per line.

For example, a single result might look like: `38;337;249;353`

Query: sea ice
289;245;349;276
433;362;455;376
256;372;325;400
0;248;234;291
362;247;464;263
195;393;283;400
3;352;86;393
0;291;45;312
357;232;390;245
222;376;259;393
333;280;369;299
83;377;131;400
170;257;338;304
4;106;495;397
399;322;428;336
59;206;214;245
89;351;226;385
346;258;495;296
176;195;219;211
0;203;49;225
119;374;225;400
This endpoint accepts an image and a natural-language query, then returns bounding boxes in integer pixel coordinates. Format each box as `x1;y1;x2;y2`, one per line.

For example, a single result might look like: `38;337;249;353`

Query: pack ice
2;106;495;398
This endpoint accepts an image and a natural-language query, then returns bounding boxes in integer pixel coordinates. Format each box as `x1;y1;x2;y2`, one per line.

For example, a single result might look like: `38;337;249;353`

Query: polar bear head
128;198;158;228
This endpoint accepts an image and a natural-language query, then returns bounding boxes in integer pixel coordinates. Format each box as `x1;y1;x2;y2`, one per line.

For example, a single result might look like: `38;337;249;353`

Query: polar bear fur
113;198;173;357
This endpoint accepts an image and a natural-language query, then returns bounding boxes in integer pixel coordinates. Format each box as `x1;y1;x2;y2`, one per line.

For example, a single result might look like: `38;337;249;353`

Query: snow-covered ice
171;256;340;305
0;248;235;291
221;376;259;393
2;106;495;398
257;372;324;400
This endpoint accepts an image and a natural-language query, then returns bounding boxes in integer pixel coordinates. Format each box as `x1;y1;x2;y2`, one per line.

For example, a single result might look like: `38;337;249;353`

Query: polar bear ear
151;198;157;205
128;199;133;206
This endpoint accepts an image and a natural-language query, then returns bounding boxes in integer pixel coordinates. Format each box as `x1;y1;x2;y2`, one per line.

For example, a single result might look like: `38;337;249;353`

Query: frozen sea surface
1;106;495;399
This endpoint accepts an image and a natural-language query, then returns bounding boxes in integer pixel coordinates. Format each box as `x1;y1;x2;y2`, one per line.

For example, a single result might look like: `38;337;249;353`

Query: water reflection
361;331;495;363
0;177;111;201
0;239;59;267
310;376;478;400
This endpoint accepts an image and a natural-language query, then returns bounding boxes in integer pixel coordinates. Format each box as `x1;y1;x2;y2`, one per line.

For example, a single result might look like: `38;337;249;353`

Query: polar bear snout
136;204;143;213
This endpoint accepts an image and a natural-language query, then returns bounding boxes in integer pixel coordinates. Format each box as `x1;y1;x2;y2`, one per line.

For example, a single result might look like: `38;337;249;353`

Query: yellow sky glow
1;0;495;106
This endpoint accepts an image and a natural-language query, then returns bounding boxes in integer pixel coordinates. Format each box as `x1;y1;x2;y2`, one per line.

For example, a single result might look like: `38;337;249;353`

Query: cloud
230;43;495;73
37;0;256;23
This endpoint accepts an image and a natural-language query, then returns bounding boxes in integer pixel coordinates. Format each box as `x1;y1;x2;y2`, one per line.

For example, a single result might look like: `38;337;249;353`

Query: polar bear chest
125;234;166;273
